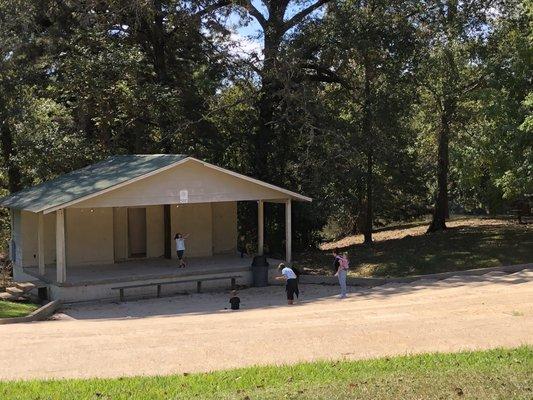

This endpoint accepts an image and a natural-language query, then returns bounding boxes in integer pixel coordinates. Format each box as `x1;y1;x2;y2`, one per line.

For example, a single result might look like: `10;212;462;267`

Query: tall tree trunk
364;150;373;243
362;59;373;244
428;3;459;233
248;1;332;182
151;0;173;153
255;31;282;182
427;110;450;232
255;84;274;181
0;116;22;193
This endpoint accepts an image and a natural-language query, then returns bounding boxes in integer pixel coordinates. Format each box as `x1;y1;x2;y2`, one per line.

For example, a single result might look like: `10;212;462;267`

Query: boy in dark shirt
229;290;240;310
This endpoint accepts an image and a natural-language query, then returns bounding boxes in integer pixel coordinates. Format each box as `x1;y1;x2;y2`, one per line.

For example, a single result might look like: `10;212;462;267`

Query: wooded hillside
0;0;531;252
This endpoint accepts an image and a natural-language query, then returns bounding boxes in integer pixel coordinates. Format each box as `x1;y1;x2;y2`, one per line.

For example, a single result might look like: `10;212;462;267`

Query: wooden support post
285;199;292;264
37;212;45;276
56;209;66;283
258;200;264;255
163;205;171;259
197;281;202;293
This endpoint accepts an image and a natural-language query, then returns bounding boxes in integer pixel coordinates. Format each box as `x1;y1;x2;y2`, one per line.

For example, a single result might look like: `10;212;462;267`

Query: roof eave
186;158;312;202
1;155;312;212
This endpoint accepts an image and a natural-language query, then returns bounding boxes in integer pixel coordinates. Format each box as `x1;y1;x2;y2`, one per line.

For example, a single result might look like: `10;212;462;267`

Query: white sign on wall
179;189;189;204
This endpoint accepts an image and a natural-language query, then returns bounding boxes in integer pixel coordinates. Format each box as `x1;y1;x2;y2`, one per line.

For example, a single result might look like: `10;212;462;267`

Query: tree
450;0;532;210
308;0;419;243
0;0;40;192
227;1;333;183
40;0;233;156
415;0;496;232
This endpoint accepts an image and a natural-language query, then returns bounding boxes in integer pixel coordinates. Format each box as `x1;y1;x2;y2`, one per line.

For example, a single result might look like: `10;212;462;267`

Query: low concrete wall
52;271;255;303
50;263;282;303
0;300;61;325
12;264;40;283
299;263;533;287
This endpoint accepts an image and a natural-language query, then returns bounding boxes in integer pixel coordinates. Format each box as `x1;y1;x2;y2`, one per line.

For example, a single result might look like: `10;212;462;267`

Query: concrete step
6;287;25;297
0;292;27;302
15;282;36;292
0;292;16;301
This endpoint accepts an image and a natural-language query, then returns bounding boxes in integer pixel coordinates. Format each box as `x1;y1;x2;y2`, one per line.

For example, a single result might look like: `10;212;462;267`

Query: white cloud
228;31;263;61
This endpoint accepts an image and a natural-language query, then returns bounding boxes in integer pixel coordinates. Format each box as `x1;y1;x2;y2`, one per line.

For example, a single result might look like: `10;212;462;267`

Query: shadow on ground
299;220;532;277
59;269;531;321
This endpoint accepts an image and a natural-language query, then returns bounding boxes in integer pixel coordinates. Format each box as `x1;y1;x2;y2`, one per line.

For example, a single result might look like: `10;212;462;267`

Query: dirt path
1;270;532;381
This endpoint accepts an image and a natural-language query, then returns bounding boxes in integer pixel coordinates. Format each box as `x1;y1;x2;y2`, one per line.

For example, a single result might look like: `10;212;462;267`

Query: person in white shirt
174;233;190;268
275;263;299;305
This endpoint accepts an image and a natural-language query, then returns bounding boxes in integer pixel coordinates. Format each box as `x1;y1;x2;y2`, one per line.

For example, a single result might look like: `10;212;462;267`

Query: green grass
0;300;39;318
1;347;531;399
299;217;533;277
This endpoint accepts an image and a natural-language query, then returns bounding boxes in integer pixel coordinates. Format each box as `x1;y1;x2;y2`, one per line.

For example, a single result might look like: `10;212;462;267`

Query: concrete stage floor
24;255;281;286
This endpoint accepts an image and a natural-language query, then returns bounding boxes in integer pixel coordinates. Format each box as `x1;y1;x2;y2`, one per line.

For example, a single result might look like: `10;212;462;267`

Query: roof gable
0;155;187;213
0;155;311;213
69;158;310;210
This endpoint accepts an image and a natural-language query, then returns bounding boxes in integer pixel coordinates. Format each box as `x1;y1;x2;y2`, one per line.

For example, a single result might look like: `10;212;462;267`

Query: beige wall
43;213;56;264
15;200;237;268
113;208;128;261
113;206;164;260
146;205;164;258
66;208;114;265
14;202;237;269
171;203;212;257
74;159;289;208
11;209;22;267
212;202;237;255
19;210;56;267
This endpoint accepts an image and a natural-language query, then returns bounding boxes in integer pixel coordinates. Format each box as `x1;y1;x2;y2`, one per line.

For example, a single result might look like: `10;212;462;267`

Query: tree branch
283;0;331;31
240;0;267;28
194;0;232;18
459;73;486;96
300;63;352;89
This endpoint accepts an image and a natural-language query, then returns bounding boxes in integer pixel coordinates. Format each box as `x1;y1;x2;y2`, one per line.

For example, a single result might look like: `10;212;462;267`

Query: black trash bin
251;255;269;287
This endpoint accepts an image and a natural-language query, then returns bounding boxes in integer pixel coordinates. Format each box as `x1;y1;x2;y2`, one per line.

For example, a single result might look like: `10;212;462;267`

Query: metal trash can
251;255;269;287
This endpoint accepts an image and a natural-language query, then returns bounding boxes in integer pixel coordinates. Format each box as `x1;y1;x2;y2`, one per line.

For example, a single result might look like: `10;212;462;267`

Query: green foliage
0;0;530;246
0;301;39;318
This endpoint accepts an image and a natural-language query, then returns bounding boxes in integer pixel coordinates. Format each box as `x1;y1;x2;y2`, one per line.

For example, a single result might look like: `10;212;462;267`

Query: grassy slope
1;347;531;399
298;217;533;277
0;301;38;318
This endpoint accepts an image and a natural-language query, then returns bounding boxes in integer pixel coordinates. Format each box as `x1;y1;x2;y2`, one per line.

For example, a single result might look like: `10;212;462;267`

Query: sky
224;1;326;59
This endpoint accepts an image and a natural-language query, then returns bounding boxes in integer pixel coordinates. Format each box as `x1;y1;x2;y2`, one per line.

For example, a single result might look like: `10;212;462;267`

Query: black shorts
286;278;299;300
177;250;184;260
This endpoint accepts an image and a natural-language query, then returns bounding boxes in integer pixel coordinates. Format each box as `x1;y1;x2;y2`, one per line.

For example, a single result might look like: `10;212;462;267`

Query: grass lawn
0;300;39;318
297;216;533;277
0;347;531;399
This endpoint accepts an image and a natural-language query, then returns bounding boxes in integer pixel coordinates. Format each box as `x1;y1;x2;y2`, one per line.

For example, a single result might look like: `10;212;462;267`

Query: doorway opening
128;207;147;258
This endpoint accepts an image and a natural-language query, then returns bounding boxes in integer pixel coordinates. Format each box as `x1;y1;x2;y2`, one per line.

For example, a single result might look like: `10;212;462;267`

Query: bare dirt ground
0;269;532;381
301;217;532;277
320;217;511;250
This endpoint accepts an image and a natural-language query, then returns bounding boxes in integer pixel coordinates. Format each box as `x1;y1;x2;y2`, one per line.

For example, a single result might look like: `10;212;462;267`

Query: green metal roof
0;154;187;213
